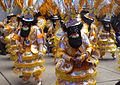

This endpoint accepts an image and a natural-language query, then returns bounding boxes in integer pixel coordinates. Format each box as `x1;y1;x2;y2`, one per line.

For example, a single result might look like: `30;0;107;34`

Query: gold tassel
28;0;33;7
0;0;6;12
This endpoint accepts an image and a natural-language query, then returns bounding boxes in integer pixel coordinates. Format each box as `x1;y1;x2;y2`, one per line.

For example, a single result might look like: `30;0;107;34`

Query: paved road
0;53;120;85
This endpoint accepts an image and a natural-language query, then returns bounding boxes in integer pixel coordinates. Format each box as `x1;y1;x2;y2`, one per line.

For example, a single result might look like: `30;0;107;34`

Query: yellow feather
28;0;33;7
39;3;47;16
94;0;103;9
115;0;120;5
20;0;24;7
15;0;23;9
97;2;113;18
78;0;88;12
64;0;72;8
114;6;120;15
0;0;6;12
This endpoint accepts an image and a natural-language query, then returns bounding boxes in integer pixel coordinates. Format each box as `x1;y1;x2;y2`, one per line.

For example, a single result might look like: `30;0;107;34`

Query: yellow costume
8;1;46;84
52;1;99;84
13;12;45;85
55;25;98;85
95;0;117;59
0;0;20;58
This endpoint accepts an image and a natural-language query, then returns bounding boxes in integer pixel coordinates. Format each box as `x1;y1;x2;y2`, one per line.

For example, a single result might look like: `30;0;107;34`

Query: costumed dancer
12;1;45;85
95;0;117;59
80;7;100;59
46;1;65;59
38;0;54;55
54;0;99;84
0;0;21;58
34;12;47;55
39;0;62;57
52;19;65;64
110;0;120;71
4;14;20;60
111;0;120;49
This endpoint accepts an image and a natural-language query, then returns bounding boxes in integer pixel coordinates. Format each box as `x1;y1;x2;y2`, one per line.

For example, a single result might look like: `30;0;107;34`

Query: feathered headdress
94;0;114;18
15;0;44;14
111;0;120;16
52;0;88;28
0;0;15;15
15;0;45;22
114;0;120;6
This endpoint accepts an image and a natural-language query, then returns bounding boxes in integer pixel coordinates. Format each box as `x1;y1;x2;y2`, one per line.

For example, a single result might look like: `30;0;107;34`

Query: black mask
43;26;49;33
67;24;83;49
20;25;30;38
111;14;120;32
102;20;111;32
100;15;111;32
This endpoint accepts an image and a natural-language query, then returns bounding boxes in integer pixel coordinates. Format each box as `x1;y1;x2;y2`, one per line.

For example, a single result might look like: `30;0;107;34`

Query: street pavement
0;53;120;85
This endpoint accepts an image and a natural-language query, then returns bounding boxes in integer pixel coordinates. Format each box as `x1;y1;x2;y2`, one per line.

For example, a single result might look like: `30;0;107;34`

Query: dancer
95;0;117;59
53;0;99;84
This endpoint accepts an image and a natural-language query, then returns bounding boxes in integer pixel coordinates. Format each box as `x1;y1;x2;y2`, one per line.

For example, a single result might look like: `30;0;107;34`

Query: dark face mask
20;25;30;38
43;26;49;33
67;24;83;49
102;20;111;32
111;14;120;32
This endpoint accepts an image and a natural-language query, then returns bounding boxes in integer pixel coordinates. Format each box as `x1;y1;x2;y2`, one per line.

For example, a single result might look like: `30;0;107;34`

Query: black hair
80;10;89;17
81;15;94;31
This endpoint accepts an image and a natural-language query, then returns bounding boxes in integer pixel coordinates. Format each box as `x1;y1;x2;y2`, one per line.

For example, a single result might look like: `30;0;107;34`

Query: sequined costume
52;1;99;85
4;15;20;60
13;10;45;84
110;0;120;70
39;1;62;57
80;12;100;59
55;22;98;85
95;0;117;59
111;0;120;48
7;1;46;84
0;0;20;57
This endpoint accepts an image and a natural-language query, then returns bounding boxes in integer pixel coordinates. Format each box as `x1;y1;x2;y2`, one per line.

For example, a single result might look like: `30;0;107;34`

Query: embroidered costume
53;1;99;85
13;8;45;84
95;0;117;59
